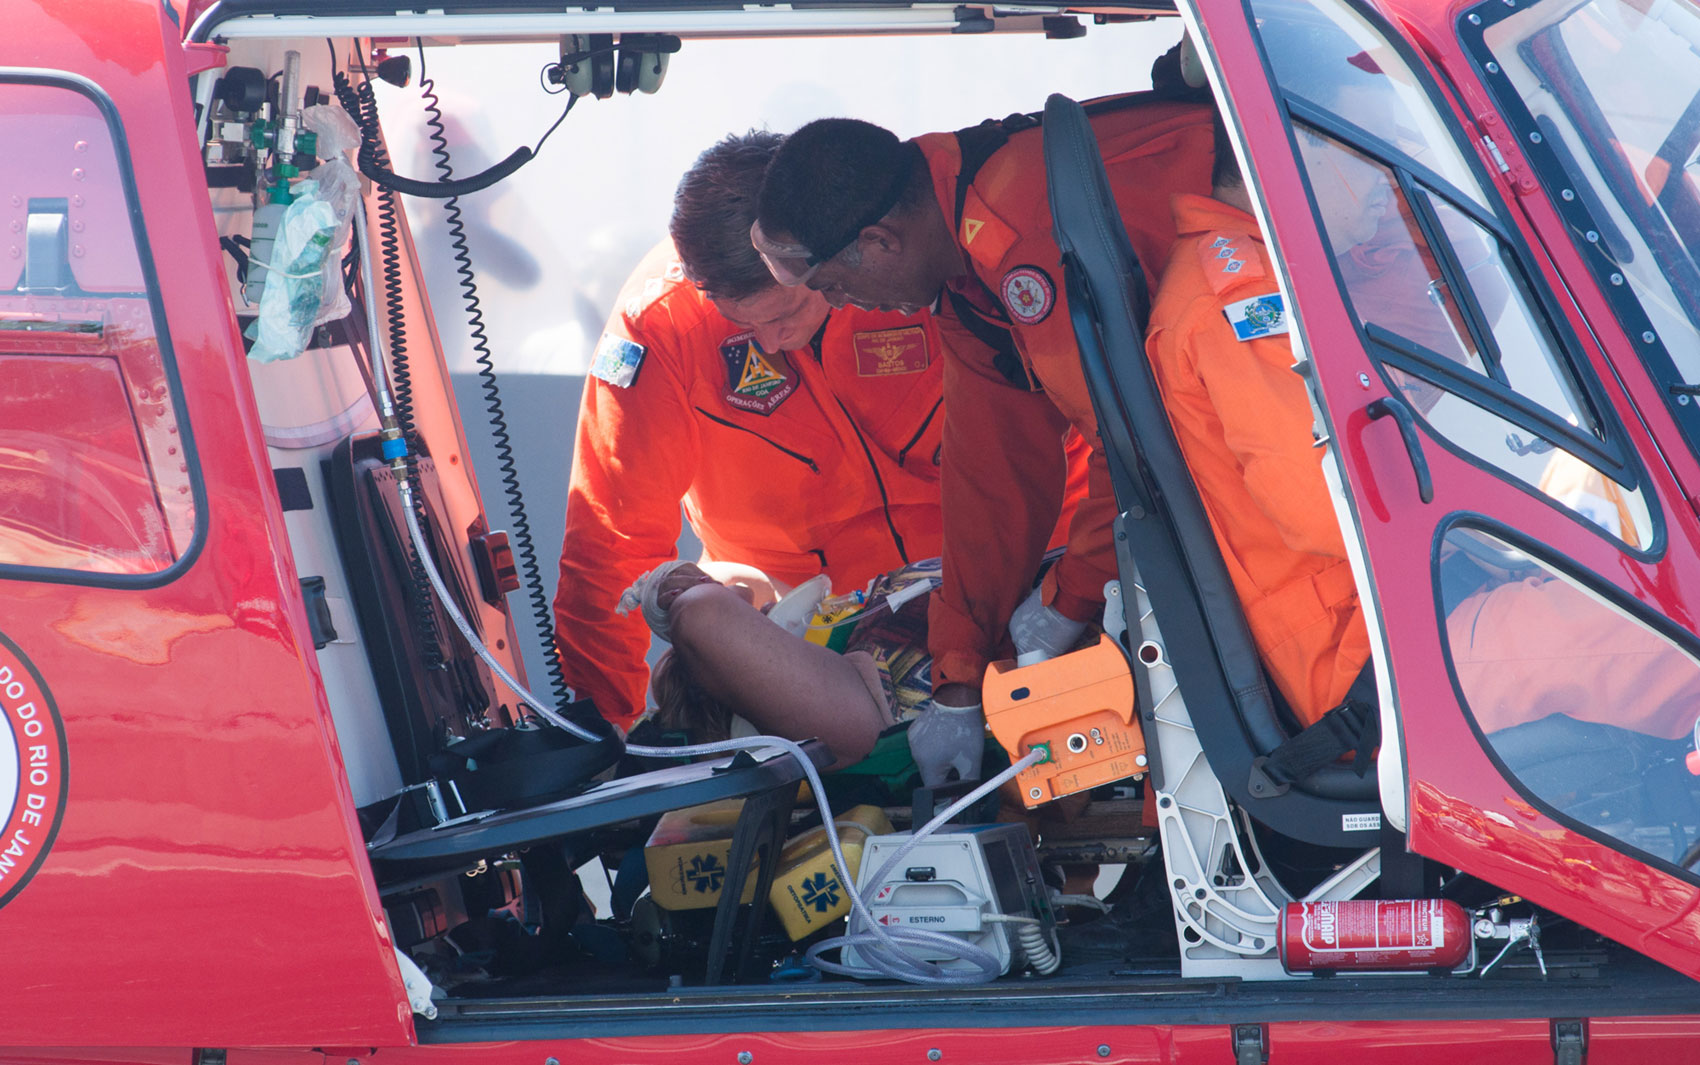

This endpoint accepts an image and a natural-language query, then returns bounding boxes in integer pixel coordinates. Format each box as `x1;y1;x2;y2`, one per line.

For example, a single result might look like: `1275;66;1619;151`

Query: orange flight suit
556;241;947;727
1145;194;1371;726
920;97;1215;689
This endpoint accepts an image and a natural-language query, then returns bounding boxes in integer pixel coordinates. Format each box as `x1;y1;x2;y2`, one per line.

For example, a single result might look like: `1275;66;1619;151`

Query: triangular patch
738;348;785;394
959;187;1018;271
719;332;797;415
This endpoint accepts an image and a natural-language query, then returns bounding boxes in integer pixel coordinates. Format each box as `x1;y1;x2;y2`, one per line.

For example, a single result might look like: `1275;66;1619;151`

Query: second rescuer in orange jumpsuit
555;133;946;730
1145;173;1371;726
1147;121;1699;747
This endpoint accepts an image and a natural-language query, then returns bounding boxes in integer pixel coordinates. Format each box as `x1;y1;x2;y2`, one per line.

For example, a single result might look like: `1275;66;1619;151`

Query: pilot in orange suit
555;133;947;729
1147;123;1678;746
1144;149;1372;726
752;94;1213;782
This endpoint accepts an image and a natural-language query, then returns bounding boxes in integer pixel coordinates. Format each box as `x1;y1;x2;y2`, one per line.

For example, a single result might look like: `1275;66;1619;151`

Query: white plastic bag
245;104;362;362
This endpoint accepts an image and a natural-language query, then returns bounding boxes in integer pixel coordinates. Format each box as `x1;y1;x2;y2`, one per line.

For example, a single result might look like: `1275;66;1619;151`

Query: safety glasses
749;219;826;287
749;151;918;288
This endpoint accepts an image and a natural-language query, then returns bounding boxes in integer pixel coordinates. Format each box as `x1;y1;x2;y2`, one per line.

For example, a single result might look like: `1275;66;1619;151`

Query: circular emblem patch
1245;297;1283;331
0;633;67;910
1000;265;1055;325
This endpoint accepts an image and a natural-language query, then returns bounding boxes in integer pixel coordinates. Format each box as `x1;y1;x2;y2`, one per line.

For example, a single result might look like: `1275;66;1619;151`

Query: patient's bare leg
666;583;890;767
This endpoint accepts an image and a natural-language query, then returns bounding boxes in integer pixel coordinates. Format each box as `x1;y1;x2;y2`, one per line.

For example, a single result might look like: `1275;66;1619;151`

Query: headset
554;34;679;98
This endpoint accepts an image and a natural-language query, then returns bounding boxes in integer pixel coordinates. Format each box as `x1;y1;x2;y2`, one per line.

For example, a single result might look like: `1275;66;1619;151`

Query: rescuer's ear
856;222;905;258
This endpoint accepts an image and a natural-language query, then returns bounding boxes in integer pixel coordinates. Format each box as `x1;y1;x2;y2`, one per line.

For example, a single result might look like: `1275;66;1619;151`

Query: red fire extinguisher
1279;900;1472;974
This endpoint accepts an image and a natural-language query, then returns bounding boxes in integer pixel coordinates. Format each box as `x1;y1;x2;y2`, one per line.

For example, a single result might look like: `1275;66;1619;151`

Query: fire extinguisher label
1301;900;1442;953
1281;899;1471;972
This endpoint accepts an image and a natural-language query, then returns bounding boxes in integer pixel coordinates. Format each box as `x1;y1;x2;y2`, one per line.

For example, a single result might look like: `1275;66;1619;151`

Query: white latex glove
907;699;986;787
1008;585;1088;662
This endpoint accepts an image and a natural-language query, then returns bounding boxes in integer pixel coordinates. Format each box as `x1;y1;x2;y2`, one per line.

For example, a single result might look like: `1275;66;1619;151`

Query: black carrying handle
1367;395;1434;504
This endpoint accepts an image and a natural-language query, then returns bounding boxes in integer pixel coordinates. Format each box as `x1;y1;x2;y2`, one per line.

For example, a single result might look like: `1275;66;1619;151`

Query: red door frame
0;1;410;1046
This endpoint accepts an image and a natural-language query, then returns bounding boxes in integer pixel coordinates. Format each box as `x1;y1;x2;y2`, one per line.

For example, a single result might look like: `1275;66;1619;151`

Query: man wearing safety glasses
753;92;1213;784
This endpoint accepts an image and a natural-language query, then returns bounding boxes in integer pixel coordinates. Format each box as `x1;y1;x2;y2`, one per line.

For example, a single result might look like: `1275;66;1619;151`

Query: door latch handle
1366;395;1434;504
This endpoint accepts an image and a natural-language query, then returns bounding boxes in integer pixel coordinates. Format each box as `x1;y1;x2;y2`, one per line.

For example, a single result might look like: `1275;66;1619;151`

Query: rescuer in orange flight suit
753;93;1214;782
555;133;947;730
1144;137;1374;727
1147;120;1687;751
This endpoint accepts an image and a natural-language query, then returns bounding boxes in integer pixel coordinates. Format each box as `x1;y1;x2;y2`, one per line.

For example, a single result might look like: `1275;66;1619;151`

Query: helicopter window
1473;0;1700;404
1253;0;1490;211
0;82;196;578
1251;0;1652;549
1439;524;1700;877
1293;123;1651;548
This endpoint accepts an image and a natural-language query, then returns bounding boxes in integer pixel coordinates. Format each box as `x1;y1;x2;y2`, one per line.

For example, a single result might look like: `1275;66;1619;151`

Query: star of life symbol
801;871;842;913
685;853;726;894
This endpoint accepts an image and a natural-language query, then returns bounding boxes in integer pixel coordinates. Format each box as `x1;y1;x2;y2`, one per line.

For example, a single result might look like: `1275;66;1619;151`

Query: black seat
1042;94;1379;848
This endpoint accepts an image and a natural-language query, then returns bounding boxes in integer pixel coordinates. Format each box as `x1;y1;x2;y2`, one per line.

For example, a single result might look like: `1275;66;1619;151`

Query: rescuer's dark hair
670;130;786;300
1211;108;1242;189
756;117;929;262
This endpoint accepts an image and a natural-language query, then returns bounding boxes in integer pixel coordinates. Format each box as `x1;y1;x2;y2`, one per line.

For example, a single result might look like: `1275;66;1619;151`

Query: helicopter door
1186;0;1700;977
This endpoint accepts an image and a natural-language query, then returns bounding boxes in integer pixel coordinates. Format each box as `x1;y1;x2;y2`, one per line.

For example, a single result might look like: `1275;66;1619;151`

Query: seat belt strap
1252;664;1379;792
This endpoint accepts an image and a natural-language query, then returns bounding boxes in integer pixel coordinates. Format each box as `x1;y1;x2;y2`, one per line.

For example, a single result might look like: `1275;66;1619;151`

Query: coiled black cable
416;43;576;713
334;53;446;669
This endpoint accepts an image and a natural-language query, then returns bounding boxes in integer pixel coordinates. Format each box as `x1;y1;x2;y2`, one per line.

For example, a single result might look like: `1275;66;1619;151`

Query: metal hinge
1474;111;1540;196
1483;134;1511;174
1552;1019;1587;1065
1232;1024;1269;1065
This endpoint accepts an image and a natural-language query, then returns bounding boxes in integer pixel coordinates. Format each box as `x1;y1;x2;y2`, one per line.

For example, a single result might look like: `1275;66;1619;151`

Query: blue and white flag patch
590;332;647;388
1223;292;1289;341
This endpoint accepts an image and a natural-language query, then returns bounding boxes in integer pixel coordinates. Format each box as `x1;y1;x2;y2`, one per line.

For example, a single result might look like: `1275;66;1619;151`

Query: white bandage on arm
614;559;699;642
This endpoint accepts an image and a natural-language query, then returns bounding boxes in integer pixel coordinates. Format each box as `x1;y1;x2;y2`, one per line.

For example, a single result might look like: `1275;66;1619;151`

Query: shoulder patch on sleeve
1222;292;1289;341
589;332;647;388
1000;264;1055;325
1198;230;1267;295
960;186;1019;272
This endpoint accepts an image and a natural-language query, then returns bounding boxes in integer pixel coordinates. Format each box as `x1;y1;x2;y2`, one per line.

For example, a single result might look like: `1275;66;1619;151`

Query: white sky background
375;22;1179;375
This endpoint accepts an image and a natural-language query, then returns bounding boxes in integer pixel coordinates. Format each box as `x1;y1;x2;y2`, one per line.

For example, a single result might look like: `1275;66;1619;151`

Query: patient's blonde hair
648;649;733;743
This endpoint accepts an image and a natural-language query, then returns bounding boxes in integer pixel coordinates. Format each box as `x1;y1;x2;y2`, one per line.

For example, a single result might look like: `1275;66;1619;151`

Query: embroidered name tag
853;326;930;376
